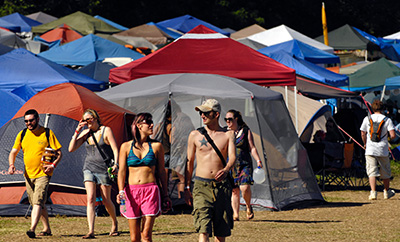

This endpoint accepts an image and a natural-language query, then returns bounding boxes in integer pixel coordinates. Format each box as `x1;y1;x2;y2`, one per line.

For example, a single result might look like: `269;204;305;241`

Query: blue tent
94;15;128;31
0;48;106;91
258;39;340;64
157;14;230;36
0;19;21;32
76;61;116;83
11;85;37;101
263;50;348;87
39;34;144;66
0;13;41;32
0;90;25;128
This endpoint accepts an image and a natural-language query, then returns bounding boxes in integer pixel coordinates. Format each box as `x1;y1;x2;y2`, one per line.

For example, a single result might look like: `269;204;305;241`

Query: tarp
31;11;121;35
263;50;348;87
39;24;82;44
0;90;25;128
109;25;296;86
0;12;41;32
114;22;180;46
38;34;143;66
94;15;128;31
0;28;26;48
259;39;340;64
0;83;134;216
231;24;267;40
347;58;400;91
76;61;116;83
26;11;58;24
0;48;106;91
248;24;334;53
98;73;324;210
157;14;230;36
315;24;378;50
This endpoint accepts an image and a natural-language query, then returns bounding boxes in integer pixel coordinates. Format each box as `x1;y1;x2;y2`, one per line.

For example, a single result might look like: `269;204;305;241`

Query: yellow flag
322;2;329;45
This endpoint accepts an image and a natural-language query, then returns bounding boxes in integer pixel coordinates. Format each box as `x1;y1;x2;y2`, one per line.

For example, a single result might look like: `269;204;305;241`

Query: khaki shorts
365;155;391;179
25;175;50;208
192;177;233;237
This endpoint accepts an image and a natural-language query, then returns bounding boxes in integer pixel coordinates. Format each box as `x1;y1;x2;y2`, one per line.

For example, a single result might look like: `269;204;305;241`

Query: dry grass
2;178;400;242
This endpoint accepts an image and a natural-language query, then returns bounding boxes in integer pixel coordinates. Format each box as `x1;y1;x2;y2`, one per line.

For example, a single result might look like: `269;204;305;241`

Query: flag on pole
322;2;329;46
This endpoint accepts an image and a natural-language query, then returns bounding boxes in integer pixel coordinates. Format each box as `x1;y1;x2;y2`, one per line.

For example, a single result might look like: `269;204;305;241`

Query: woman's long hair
131;112;153;149
227;109;247;129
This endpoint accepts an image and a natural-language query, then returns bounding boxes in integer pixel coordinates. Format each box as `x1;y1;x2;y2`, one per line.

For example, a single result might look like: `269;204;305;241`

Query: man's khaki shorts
25;175;50;208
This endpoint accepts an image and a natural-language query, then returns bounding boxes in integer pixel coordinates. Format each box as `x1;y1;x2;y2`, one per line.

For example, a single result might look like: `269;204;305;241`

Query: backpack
20;127;50;148
369;116;388;142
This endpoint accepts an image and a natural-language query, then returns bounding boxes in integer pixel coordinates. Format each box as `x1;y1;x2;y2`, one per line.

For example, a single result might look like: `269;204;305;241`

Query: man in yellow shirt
8;109;62;239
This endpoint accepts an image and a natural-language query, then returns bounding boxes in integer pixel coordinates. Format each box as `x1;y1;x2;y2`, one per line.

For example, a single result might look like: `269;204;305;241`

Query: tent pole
284;86;288;108
44;113;51;128
381;85;386;101
294;86;298;133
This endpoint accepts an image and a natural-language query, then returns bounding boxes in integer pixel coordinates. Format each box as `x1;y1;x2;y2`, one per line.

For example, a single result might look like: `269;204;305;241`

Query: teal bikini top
127;142;157;167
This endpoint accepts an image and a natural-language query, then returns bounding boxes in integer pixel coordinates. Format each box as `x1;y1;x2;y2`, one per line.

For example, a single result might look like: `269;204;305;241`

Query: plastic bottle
253;166;266;184
120;195;126;214
108;167;115;180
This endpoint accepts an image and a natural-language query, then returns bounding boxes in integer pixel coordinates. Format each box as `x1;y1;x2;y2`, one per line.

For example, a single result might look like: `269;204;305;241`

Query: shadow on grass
250;219;340;224
155;231;197;236
60;230;130;238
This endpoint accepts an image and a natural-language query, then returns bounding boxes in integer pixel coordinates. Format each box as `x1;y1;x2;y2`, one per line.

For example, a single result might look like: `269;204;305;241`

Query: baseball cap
195;99;221;113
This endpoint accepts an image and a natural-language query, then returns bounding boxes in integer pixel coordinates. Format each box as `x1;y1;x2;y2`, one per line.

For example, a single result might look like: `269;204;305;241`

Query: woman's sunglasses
141;119;154;125
224;118;234;122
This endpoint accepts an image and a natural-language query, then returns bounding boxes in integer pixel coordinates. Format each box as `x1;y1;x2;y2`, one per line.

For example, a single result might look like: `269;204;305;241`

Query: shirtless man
184;99;236;242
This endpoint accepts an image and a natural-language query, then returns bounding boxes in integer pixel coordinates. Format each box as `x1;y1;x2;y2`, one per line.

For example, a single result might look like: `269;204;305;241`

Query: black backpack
369;116;388;142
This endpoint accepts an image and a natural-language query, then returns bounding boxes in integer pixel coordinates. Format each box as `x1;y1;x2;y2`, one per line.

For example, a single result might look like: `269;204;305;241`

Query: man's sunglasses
141;119;154;125
24;118;36;123
224;118;234;122
199;111;212;116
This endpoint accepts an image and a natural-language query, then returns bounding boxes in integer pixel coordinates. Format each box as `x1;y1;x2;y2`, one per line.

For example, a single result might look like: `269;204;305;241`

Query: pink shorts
122;182;161;219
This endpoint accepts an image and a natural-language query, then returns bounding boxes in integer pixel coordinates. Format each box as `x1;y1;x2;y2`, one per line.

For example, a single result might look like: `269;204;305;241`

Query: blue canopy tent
0;48;106;91
157;14;230;36
76;61;116;83
94;15;128;31
0;13;41;32
263;50;348;87
0;90;25;128
259;39;340;65
38;34;144;66
11;85;37;101
0;19;21;32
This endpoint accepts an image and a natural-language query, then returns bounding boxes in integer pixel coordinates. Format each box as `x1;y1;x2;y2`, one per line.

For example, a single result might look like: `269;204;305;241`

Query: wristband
75;130;79;134
51;163;56;168
9;164;14;167
185;186;190;190
119;190;125;194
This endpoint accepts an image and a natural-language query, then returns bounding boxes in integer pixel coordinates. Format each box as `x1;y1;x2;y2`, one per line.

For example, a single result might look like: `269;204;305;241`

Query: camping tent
31;11;121;35
347;58;400;91
0;43;13;55
0;28;26;48
0;83;134;216
236;38;267;50
11;85;37;102
0;18;21;32
26;11;58;24
94;15;128;31
76;61;116;83
111;34;157;50
109;25;296;86
98;73;324;210
0;90;25;128
39;24;82;45
0;12;41;32
231;24;267;40
247;24;334;53
0;48;106;91
38;34;143;66
157;14;230;36
259;39;340;64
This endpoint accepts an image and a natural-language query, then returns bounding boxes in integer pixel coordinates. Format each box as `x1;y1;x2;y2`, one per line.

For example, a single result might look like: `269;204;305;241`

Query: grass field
2;162;400;241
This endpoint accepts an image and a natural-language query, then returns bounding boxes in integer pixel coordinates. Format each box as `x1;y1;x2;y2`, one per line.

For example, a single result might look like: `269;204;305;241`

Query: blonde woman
68;109;119;239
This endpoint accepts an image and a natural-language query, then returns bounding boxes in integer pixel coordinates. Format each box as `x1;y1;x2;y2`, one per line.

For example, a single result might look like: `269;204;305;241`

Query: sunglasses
199;111;212;116
141;119;154;125
224;118;234;122
24;118;36;123
83;117;94;122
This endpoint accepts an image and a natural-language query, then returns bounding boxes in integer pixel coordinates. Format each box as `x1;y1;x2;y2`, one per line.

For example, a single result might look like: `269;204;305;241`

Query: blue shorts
83;170;112;186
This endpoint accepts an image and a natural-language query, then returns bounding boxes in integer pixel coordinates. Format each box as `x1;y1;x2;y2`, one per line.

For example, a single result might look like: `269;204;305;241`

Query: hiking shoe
384;189;395;199
369;191;377;200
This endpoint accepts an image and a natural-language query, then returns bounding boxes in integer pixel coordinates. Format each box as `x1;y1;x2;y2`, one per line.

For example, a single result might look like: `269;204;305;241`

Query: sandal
37;231;52;236
82;233;95;239
109;231;120;236
26;230;35;239
246;206;254;220
233;216;240;221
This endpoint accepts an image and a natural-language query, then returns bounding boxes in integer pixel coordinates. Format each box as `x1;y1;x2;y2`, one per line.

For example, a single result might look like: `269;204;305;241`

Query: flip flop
82;233;95;239
109;231;120;236
246;206;254;220
26;230;35;239
37;231;52;236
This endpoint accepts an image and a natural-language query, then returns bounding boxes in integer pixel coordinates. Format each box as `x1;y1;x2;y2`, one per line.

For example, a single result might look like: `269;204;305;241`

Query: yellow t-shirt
13;127;62;178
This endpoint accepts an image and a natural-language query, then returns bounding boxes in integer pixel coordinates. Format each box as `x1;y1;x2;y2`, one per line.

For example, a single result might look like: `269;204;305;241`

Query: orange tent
40;24;82;44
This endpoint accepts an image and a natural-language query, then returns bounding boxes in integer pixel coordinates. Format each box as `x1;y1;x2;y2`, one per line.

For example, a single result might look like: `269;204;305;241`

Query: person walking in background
360;100;396;200
117;113;170;242
225;109;262;220
68;109;119;239
8;109;62;239
185;99;236;242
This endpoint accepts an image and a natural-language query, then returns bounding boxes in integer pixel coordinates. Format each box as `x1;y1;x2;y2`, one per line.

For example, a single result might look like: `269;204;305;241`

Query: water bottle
119;192;126;214
253;166;266;184
108;167;115;180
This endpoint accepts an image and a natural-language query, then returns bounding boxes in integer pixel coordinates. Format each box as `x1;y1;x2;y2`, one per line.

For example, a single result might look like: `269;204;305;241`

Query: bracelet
119;190;125;194
51;163;56;168
185;186;190;190
75;130;80;134
9;164;14;167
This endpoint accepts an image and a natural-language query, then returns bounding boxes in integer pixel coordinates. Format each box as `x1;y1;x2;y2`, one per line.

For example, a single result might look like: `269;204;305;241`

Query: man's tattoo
199;137;208;147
